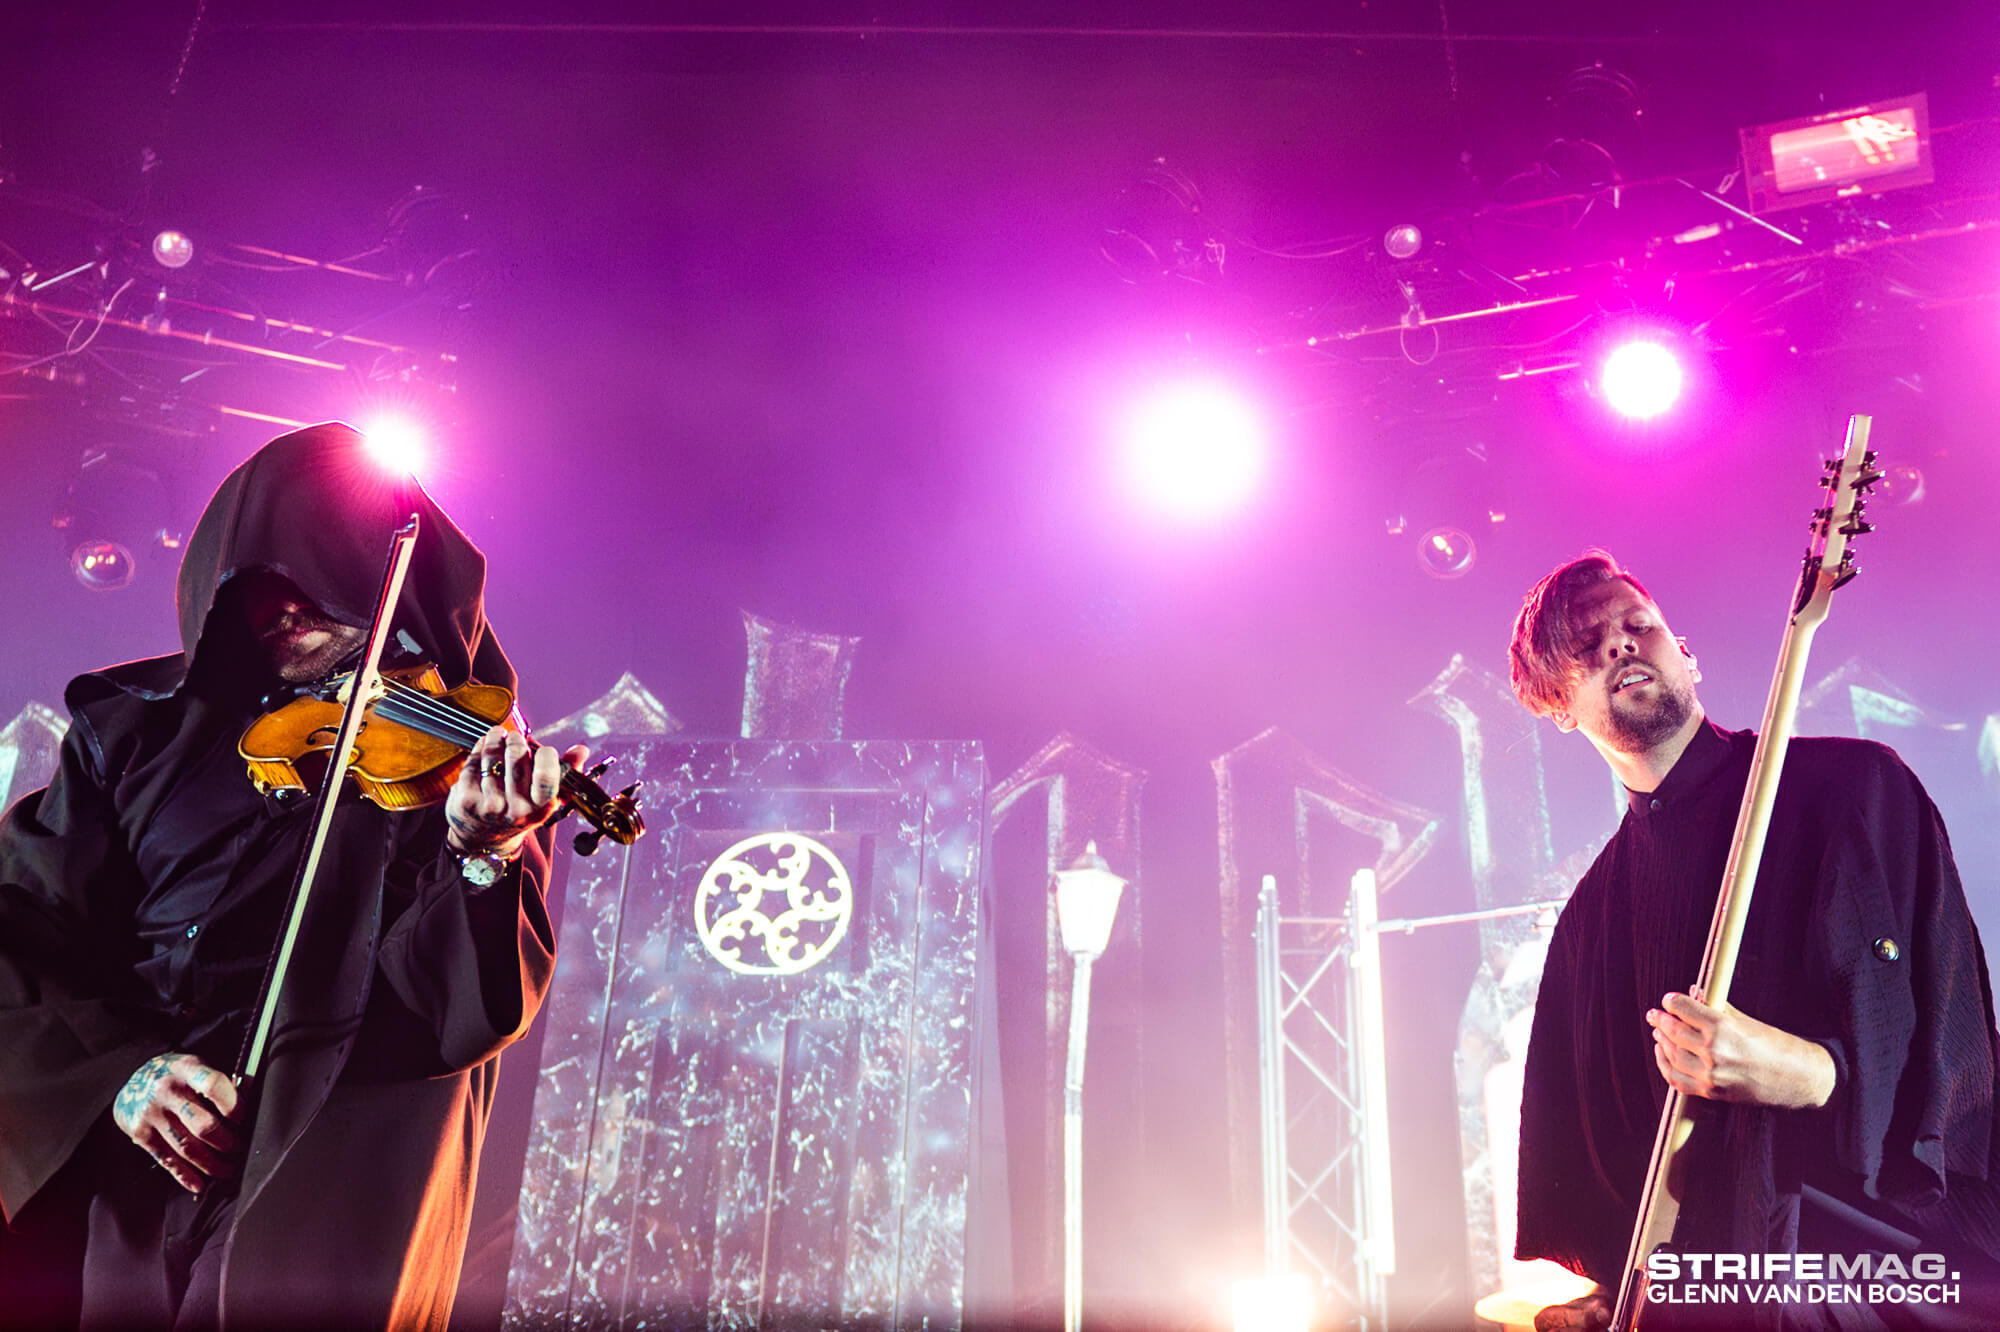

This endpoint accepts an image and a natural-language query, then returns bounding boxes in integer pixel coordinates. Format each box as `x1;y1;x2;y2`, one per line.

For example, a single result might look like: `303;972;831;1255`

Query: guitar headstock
1792;414;1883;625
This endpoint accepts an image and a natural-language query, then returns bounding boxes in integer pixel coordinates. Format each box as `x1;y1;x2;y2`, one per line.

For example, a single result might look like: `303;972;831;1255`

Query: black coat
1516;722;2000;1326
0;424;555;1329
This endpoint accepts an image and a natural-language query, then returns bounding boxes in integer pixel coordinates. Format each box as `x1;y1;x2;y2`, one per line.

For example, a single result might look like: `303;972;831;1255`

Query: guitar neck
1608;413;1877;1332
1694;607;1822;1009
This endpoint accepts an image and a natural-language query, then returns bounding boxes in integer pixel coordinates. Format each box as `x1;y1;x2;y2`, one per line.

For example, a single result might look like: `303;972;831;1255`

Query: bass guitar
1609;414;1884;1331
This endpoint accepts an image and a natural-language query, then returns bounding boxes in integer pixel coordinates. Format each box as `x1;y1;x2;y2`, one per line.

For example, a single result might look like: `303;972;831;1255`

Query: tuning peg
585;756;615;782
573;827;605;856
1839;518;1874;536
1832;564;1860;590
618;780;643;800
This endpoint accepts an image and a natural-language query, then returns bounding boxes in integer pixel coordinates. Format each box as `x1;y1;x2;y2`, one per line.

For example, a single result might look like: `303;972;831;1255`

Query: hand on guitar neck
1647;991;1838;1109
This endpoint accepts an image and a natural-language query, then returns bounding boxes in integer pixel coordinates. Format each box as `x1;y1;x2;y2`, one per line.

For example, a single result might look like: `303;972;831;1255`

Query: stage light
53;450;178;592
1121;381;1265;522
1383;224;1423;260
70;539;137;591
1598;341;1683;419
1099;159;1222;285
1418;525;1477;579
360;418;427;474
1231;1274;1311;1332
1879;463;1925;505
1740;92;1933;215
151;230;194;269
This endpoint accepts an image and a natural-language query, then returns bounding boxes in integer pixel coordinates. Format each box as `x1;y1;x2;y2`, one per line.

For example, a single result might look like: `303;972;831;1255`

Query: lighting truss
1252;872;1391;1329
0;186;467;433
1254;873;1573;1330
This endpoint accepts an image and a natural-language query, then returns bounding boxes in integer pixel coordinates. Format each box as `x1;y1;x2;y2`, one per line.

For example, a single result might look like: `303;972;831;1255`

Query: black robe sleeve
1805;743;1998;1210
0;712;168;1221
1515;887;1638;1287
373;834;556;1072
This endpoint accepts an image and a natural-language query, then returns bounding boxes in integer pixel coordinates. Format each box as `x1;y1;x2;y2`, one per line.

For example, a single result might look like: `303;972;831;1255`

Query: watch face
461;854;501;887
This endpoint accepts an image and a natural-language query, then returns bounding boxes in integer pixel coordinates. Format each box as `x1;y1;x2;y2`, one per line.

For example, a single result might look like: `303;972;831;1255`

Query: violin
238;663;645;855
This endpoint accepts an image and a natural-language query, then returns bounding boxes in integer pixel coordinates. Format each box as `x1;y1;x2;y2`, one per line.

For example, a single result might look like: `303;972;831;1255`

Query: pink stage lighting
360;418;428;475
1121;382;1265;521
1598;341;1684;419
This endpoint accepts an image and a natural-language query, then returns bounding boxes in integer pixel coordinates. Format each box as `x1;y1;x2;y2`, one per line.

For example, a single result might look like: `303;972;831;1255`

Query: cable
3;279;135;376
153;0;210;154
1398;321;1442;366
1221;231;1371;261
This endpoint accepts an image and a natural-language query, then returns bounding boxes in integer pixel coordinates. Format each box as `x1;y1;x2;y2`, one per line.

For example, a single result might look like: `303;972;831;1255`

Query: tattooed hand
112;1052;244;1194
444;724;588;862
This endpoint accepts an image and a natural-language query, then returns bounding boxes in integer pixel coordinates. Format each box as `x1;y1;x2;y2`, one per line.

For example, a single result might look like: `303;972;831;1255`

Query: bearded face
1593;657;1699;753
1553;581;1703;758
231;570;369;684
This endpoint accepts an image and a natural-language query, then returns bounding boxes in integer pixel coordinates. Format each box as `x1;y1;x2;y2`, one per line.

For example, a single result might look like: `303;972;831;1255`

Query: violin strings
375;678;483;734
370;678;592;797
373;681;491;746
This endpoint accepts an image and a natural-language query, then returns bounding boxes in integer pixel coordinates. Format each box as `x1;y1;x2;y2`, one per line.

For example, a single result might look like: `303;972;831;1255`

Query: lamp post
1053;840;1128;1332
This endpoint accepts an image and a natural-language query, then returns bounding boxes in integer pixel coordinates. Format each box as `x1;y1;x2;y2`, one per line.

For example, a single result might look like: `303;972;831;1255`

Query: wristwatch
457;847;520;887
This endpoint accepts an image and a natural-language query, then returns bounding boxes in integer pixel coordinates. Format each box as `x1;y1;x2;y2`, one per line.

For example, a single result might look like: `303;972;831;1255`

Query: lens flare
1599;341;1684;419
1121;382;1265;522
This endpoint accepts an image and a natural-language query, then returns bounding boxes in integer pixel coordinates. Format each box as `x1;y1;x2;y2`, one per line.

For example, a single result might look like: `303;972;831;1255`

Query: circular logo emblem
694;832;854;976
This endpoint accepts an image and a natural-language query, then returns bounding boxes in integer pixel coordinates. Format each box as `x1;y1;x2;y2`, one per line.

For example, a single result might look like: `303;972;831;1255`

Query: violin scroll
552;756;645;856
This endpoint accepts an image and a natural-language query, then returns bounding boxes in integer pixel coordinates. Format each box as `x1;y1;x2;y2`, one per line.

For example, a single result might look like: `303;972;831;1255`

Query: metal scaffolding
1254;871;1566;1329
1253;870;1392;1328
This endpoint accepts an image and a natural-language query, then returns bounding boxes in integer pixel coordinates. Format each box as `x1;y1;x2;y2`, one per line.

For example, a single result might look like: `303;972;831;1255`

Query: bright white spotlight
1231;1274;1311;1332
1599;341;1684;419
1121;382;1265;522
360;418;427;475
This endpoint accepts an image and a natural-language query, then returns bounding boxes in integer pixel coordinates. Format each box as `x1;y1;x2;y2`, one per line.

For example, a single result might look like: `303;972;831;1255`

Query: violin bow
236;514;421;1085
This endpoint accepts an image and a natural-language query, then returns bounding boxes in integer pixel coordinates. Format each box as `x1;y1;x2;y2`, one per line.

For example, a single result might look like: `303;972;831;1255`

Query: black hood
97;422;514;699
